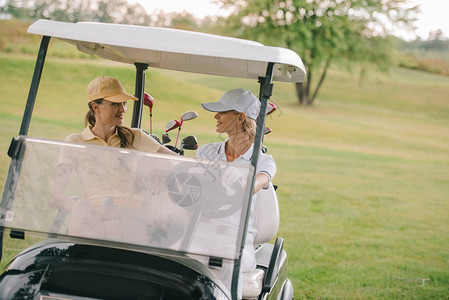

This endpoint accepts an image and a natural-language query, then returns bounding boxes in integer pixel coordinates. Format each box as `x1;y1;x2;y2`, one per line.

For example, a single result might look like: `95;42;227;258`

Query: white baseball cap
201;88;260;120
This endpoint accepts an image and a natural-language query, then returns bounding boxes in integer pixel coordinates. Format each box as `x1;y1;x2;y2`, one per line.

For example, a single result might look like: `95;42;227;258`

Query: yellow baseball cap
86;76;138;103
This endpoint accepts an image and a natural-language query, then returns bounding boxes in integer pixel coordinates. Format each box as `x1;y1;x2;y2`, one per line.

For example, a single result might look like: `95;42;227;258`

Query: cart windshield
0;137;254;261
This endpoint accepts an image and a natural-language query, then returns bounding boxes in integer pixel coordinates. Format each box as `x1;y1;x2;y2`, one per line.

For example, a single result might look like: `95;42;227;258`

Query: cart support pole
231;62;274;300
254;65;274;161
131;63;149;129
19;36;50;136
0;36;51;263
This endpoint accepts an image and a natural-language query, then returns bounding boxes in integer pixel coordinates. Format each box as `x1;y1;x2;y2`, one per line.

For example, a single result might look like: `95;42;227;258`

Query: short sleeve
64;133;78;143
256;153;276;181
194;145;205;159
133;129;161;153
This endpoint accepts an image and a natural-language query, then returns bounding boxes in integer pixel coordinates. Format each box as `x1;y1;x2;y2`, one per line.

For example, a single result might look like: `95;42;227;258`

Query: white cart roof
28;19;306;83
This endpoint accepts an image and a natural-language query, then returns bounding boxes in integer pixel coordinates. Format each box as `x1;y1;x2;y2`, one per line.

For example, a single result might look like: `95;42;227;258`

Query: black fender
0;239;226;299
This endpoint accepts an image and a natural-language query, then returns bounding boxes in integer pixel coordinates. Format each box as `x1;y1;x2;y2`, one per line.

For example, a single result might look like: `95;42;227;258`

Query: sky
130;0;449;40
407;0;449;39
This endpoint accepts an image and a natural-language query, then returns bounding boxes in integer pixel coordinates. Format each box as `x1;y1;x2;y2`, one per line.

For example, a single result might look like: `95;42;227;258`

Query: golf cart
0;20;306;299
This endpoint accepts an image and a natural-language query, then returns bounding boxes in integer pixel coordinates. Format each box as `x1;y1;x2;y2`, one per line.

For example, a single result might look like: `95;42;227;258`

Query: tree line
1;0;152;24
2;0;446;105
0;0;208;27
401;29;449;52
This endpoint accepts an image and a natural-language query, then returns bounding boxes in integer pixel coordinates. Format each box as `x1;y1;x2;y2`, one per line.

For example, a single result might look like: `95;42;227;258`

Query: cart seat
252;182;279;245
242;182;279;299
242;268;265;299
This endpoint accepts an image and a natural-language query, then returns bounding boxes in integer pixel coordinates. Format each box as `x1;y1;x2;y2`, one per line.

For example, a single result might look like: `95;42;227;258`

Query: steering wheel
166;163;245;219
200;177;244;219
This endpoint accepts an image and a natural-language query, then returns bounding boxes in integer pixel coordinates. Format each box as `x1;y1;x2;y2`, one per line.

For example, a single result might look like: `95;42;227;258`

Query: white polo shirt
195;140;276;238
195;140;276;181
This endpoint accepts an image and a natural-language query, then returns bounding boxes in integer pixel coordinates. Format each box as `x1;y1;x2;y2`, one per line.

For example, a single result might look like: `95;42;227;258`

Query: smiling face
214;111;243;135
91;100;127;127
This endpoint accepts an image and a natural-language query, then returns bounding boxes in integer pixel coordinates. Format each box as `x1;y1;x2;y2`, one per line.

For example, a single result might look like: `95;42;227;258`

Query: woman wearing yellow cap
65;75;174;154
49;76;181;243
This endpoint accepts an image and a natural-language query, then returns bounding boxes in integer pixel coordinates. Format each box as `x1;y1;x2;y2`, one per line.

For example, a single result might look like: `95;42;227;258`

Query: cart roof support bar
1;36;50;262
0;36;50;262
131;63;149;128
231;62;274;300
19;36;50;136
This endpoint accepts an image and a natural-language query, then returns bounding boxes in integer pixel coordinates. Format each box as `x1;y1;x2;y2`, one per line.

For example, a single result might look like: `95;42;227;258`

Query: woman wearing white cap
195;88;276;298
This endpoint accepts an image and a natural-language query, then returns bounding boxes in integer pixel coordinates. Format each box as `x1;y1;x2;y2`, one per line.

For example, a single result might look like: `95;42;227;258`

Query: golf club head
149;133;161;144
266;102;277;115
143;92;154;109
264;127;272;135
180;135;198;150
165;145;184;155
262;145;268;153
165;120;181;132
181;111;199;121
162;132;171;144
176;112;198;148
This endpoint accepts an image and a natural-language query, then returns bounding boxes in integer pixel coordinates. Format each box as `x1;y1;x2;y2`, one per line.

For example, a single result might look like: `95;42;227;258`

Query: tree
423;29;449;51
0;0;31;19
214;0;418;105
0;0;150;25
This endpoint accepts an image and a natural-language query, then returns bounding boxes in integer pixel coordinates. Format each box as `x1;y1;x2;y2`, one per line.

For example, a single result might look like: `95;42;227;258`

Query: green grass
0;52;448;299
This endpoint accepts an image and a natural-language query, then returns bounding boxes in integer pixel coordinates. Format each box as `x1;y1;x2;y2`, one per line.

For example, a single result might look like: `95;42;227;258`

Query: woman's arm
253;172;270;194
157;145;179;156
135;128;178;156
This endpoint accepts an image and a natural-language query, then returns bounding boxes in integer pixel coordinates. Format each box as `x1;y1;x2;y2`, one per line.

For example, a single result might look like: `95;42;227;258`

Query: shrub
417;58;449;76
397;54;419;70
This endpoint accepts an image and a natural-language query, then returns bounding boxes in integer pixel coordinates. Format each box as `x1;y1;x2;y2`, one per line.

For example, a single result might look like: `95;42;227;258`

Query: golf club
150;133;161;144
266;102;277;115
165;119;181;132
255;102;277;122
264;127;272;135
179;135;198;151
143;92;154;134
261;127;271;153
162;133;171;144
162;119;181;144
262;145;268;153
175;111;199;148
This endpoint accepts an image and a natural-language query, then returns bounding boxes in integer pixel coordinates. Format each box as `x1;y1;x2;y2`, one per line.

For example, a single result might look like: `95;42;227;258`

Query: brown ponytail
84;99;102;127
116;126;135;149
85;99;135;148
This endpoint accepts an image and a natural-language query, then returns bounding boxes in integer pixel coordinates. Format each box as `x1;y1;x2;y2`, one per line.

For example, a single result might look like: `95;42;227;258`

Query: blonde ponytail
242;117;256;143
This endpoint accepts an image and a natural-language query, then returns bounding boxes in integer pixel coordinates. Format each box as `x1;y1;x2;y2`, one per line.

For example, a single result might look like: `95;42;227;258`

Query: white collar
217;139;255;161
